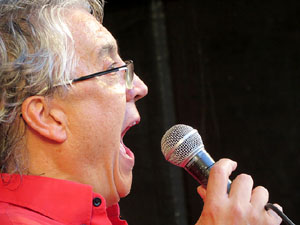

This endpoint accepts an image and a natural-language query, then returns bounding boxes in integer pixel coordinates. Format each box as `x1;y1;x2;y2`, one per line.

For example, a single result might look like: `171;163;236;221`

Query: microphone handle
184;150;231;193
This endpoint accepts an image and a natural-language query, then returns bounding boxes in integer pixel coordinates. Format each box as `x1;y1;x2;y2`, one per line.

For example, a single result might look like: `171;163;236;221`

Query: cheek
94;82;127;129
67;96;126;170
84;93;126;139
64;83;127;155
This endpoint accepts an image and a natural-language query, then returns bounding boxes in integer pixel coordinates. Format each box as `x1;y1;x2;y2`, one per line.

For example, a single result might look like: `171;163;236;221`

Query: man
0;0;282;224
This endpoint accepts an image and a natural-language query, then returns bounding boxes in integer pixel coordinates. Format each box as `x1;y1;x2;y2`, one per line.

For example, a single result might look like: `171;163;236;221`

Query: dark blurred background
104;0;300;224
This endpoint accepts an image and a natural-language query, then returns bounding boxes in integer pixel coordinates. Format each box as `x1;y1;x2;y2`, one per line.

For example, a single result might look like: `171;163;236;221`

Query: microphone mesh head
161;124;203;167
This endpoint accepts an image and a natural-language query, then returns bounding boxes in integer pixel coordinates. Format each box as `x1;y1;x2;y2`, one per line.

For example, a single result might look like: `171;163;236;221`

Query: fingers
250;186;269;209
266;203;283;224
206;159;237;201
250;187;283;224
229;174;253;202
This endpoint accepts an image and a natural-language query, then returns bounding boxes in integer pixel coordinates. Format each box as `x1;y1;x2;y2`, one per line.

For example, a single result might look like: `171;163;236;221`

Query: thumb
197;185;207;202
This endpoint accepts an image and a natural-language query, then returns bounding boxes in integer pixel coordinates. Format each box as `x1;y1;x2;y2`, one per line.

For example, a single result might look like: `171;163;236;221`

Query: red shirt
0;174;128;225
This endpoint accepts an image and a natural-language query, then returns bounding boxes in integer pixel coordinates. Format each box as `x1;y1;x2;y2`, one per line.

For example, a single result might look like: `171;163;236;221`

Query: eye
102;62;119;77
108;62;118;70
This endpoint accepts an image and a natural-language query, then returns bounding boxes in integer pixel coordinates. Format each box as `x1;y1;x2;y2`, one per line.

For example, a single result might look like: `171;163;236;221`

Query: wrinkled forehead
65;8;118;57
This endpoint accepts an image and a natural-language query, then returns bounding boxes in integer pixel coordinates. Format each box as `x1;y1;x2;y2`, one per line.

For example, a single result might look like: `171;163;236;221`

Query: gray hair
0;0;104;173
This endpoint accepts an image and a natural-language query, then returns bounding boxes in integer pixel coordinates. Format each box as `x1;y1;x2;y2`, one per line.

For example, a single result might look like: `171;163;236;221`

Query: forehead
66;8;118;56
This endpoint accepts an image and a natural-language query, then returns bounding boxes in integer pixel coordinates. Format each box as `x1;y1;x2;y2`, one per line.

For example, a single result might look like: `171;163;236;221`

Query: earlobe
21;96;67;143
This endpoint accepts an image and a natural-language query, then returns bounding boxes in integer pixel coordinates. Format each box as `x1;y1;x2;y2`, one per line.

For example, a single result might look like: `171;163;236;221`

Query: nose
126;73;148;102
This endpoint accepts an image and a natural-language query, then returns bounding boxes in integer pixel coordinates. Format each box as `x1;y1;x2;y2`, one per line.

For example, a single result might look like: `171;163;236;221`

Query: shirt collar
0;174;117;224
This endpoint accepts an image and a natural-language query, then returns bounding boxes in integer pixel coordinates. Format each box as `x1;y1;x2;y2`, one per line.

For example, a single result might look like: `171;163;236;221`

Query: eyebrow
98;42;118;58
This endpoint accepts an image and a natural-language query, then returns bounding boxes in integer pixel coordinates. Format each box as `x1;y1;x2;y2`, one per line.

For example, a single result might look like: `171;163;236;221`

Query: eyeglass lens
125;61;134;89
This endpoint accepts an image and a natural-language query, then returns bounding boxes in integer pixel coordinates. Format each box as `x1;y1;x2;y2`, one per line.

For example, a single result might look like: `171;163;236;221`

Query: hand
195;159;282;225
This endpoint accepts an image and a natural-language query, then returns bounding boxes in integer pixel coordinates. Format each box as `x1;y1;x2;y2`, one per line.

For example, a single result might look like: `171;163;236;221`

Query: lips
121;121;138;139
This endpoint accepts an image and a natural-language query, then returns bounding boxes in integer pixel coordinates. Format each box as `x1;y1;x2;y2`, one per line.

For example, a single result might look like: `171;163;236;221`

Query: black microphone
160;124;230;192
161;124;295;225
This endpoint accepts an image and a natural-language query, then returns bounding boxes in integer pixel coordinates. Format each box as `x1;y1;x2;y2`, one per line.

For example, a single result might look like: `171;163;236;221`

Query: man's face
55;9;148;206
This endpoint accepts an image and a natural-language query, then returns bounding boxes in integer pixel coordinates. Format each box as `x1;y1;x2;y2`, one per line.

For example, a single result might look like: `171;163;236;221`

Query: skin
21;8;148;207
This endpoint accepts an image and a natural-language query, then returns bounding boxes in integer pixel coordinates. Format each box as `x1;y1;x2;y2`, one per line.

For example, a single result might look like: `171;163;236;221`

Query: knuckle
206;199;220;210
237;173;252;180
205;198;223;212
210;164;226;177
235;173;253;185
202;200;223;220
273;203;283;211
266;204;283;225
255;185;269;195
230;202;244;218
238;173;253;184
218;158;234;166
249;210;280;225
219;158;230;163
267;216;282;225
249;210;259;223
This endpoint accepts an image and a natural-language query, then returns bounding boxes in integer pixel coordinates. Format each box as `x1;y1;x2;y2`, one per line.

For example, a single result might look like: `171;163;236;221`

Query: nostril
134;94;142;102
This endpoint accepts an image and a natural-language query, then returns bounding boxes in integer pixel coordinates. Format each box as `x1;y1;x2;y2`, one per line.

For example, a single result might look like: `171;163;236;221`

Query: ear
21;96;67;143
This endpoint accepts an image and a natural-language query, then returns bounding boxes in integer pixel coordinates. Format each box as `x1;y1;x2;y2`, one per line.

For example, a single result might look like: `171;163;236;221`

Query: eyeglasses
55;60;134;89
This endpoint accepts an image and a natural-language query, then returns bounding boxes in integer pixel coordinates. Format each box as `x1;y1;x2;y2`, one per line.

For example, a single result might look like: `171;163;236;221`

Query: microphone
161;124;295;225
160;124;231;191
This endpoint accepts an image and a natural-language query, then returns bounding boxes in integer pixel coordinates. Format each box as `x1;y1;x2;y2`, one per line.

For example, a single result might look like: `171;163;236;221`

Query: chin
117;175;133;198
119;187;131;198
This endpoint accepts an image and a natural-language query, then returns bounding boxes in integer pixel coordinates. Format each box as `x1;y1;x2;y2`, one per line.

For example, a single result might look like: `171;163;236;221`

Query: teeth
131;121;136;126
120;143;126;154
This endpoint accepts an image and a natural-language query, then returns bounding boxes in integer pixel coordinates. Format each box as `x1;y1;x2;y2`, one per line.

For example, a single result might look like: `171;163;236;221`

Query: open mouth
119;120;139;166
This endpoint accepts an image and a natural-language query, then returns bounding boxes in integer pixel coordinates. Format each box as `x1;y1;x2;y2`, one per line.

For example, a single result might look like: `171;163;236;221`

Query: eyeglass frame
54;60;134;89
20;60;134;119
